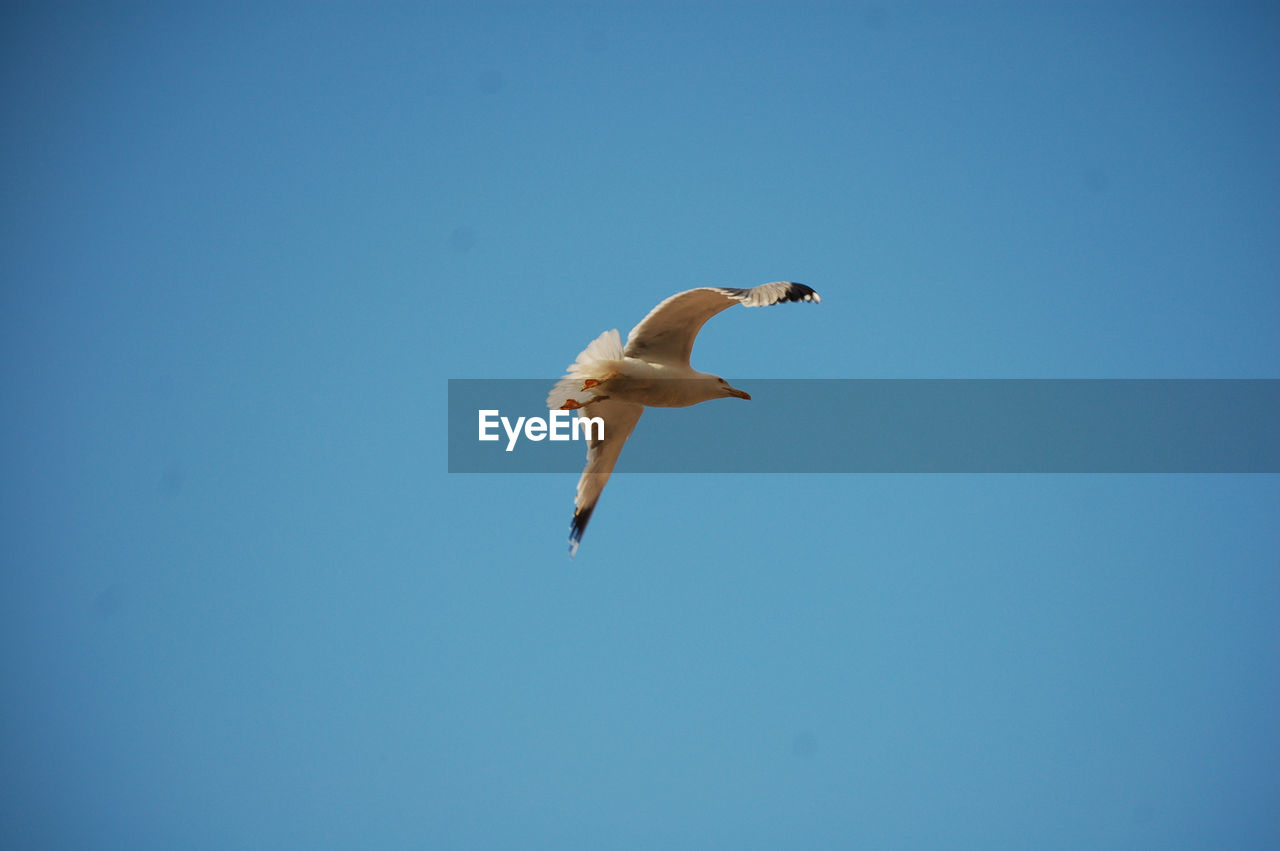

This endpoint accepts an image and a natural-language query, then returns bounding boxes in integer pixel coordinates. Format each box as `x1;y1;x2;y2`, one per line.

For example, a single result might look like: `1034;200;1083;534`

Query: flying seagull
547;281;821;556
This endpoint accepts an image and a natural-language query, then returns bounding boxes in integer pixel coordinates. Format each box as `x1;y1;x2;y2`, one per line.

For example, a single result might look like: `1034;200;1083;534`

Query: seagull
547;281;821;556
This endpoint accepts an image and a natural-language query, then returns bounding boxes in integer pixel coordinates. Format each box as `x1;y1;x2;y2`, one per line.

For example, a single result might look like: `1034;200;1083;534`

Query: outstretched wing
569;398;645;557
623;281;820;367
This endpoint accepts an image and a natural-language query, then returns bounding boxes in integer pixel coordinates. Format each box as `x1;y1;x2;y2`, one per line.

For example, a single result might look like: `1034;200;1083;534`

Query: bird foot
581;371;621;392
560;395;608;410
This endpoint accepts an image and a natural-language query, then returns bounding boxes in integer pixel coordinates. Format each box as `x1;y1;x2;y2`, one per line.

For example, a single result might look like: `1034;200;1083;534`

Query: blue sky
2;2;1278;848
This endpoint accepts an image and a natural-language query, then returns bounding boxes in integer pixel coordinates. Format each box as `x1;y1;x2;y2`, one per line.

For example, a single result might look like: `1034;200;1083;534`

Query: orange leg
559;395;609;410
582;370;620;391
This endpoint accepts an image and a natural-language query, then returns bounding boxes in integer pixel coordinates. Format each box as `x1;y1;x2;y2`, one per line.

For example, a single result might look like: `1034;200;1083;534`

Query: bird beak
727;387;751;400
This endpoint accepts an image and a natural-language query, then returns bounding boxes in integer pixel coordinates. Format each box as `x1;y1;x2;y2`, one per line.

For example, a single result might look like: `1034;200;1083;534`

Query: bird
547;281;821;556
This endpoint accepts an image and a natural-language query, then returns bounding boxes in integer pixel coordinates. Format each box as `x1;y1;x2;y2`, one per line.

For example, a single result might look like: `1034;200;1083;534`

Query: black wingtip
568;505;595;558
779;282;820;304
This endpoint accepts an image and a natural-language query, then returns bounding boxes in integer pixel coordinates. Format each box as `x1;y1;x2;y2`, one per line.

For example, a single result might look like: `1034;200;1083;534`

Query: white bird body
548;281;820;556
555;353;735;408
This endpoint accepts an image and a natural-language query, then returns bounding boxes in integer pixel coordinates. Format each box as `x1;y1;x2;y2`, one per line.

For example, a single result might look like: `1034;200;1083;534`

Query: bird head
714;376;751;400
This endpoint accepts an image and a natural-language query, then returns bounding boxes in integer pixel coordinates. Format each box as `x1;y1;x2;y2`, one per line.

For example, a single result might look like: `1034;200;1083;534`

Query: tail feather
546;329;624;410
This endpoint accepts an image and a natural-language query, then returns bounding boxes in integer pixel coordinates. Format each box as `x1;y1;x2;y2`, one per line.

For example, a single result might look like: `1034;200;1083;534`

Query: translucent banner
447;379;1280;473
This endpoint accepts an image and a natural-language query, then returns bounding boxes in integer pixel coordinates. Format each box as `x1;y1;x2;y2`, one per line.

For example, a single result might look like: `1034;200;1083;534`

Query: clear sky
2;2;1278;848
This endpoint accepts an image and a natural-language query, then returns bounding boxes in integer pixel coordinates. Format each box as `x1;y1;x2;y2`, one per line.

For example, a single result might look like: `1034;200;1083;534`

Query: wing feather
623;282;819;366
569;398;644;556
